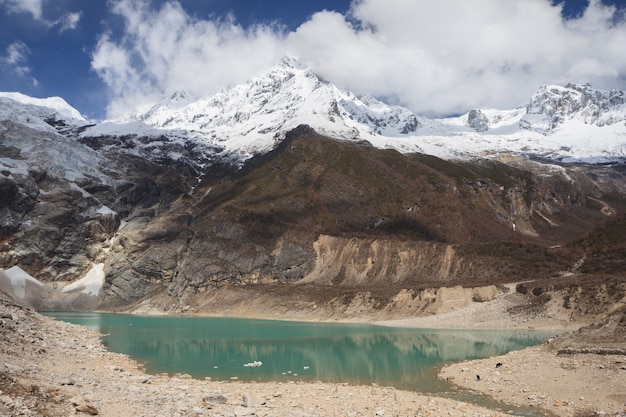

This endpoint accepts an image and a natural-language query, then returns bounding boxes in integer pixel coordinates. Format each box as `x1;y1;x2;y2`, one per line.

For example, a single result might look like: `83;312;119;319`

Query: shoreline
122;280;594;332
47;307;579;332
2;298;520;417
3;294;625;416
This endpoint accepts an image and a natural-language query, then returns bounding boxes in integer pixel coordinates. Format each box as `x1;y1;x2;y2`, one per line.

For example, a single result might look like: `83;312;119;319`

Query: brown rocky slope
104;127;626;322
1;126;626;323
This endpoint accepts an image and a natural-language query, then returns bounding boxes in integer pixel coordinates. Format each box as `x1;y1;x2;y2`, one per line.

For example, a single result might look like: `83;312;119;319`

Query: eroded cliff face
302;236;458;286
297;235;517;289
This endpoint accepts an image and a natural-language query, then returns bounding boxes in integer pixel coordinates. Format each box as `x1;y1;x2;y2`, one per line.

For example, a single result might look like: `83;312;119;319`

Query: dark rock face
1;175;121;281
400;115;421;133
77;134;223;179
0;117;200;286
468;109;489;132
0;174;39;238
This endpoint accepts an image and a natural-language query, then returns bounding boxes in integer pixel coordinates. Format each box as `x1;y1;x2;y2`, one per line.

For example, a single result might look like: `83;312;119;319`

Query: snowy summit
105;58;626;164
119;56;421;158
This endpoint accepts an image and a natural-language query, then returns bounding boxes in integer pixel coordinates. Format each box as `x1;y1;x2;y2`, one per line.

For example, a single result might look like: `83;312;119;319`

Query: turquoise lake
47;312;555;392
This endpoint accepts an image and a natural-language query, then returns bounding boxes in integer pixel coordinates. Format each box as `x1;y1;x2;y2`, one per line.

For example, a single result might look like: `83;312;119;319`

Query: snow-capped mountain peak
162;90;198;110
520;83;626;134
4;58;624;169
118;57;424;156
275;55;309;71
0;92;85;122
95;61;626;164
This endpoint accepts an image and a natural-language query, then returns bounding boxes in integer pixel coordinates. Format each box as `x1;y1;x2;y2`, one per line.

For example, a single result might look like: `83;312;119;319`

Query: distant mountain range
2;57;625;170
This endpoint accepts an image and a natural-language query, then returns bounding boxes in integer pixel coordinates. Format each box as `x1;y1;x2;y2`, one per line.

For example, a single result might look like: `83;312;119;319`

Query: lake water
47;312;555;393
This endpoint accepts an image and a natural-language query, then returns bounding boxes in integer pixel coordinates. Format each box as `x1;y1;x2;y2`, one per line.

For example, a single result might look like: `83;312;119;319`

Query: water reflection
46;313;554;391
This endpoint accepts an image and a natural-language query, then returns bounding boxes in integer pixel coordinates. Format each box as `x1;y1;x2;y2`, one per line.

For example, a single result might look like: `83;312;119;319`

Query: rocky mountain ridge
83;57;626;165
2;59;625;173
120;56;422;158
520;83;626;134
0;62;625;320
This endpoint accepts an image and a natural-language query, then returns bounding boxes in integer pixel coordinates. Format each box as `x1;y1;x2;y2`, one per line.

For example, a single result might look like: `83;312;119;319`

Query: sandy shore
1;290;625;417
381;288;626;416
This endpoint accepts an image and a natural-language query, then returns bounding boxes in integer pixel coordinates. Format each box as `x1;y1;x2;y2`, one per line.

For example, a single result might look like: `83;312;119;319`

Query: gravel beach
440;345;626;417
1;297;513;417
1;290;624;417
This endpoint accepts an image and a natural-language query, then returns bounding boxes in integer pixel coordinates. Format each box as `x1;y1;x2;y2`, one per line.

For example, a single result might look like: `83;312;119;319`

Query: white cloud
1;41;38;86
92;0;626;118
58;11;82;32
92;0;286;117
4;41;30;68
0;0;44;20
1;0;81;31
297;0;626;115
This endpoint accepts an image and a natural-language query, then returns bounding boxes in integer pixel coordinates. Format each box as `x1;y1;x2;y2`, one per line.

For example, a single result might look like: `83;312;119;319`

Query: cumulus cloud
1;41;38;85
92;0;285;117
293;0;626;115
92;0;626;118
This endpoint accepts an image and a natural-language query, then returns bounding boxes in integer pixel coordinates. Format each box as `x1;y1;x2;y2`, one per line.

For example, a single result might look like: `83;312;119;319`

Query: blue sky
1;0;625;120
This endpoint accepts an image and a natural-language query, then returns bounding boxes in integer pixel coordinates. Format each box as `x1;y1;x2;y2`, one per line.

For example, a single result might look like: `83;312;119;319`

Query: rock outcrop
467;109;489;132
520;83;626;134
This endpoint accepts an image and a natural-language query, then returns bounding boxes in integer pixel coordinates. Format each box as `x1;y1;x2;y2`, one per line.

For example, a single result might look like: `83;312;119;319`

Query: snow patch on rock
1;266;43;299
63;263;105;296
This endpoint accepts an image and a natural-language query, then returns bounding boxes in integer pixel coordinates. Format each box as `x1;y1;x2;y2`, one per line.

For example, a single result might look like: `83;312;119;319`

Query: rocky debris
72;396;99;415
242;392;263;407
549;305;626;355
